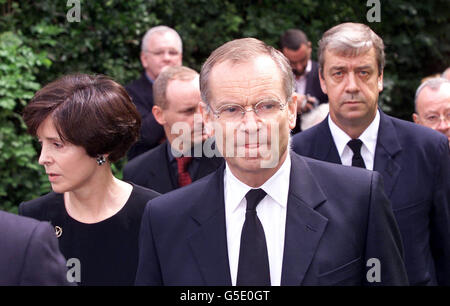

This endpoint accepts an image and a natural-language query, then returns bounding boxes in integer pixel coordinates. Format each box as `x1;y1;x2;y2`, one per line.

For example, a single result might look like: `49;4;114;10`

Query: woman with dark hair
19;73;159;286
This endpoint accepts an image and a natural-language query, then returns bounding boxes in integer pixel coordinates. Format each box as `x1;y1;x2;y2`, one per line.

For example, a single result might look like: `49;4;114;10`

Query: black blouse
19;184;159;286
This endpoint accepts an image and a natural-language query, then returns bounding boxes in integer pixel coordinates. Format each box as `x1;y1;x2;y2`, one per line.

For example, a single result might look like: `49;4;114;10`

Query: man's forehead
148;32;179;47
168;77;199;92
209;57;282;95
324;48;377;66
283;44;310;58
211;56;280;78
419;85;450;104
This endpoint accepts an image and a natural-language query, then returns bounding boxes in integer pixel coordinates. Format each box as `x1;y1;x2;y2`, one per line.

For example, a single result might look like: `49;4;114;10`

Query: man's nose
240;108;260;133
436;116;449;132
294;62;305;72
345;72;359;93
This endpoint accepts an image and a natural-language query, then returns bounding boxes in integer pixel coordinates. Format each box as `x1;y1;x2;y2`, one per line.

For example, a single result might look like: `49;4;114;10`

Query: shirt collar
328;109;380;157
224;152;291;214
305;60;312;75
144;72;155;84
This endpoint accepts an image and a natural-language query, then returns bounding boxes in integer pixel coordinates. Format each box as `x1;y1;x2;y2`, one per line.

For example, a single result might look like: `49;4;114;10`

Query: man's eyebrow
329;65;346;71
355;65;373;70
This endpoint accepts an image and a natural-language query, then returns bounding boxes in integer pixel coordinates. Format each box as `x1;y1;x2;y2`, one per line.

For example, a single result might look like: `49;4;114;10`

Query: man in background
126;25;183;160
124;66;222;193
413;77;450;146
280;29;328;133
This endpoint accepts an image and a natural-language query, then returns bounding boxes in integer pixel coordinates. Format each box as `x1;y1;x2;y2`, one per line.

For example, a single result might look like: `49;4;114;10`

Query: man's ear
288;94;298;130
140;51;147;69
378;71;384;92
319;69;328;94
199;101;215;137
412;113;420;124
152;105;166;125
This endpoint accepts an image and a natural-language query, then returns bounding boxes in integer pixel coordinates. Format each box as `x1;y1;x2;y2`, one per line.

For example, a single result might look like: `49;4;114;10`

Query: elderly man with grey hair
126;25;183;160
293;22;450;285
413;77;450;146
135;37;408;286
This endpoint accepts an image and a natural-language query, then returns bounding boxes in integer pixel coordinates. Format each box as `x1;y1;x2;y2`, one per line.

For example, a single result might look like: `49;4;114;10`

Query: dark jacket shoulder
19;192;63;221
123;142;167;182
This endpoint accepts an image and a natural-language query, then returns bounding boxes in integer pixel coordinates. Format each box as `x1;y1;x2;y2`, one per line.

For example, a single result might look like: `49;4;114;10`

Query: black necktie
236;188;271;286
347;139;366;168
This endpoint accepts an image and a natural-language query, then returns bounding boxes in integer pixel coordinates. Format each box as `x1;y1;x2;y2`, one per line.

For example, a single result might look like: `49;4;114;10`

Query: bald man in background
413;77;450;146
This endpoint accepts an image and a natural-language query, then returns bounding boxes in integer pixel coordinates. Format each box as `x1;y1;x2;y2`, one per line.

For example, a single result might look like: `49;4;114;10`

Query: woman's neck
64;169;132;224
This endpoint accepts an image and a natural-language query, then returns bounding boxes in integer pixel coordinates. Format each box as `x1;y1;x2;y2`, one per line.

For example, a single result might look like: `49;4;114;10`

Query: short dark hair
23;73;141;163
279;29;309;50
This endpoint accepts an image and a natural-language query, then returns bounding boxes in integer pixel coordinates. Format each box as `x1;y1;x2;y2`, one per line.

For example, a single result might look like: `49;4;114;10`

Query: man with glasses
135;38;408;286
126;26;183;160
292;23;450;285
413;78;450;147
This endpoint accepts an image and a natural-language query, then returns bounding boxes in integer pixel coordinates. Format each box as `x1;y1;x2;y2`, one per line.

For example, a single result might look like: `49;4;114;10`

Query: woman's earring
96;155;106;166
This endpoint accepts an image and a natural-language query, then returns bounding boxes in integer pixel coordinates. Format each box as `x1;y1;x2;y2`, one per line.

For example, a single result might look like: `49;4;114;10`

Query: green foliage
0;0;448;211
0;31;50;213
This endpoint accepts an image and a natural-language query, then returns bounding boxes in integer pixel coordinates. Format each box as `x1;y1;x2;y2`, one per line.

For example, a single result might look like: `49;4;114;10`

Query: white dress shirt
328;110;380;170
224;153;291;286
294;60;312;95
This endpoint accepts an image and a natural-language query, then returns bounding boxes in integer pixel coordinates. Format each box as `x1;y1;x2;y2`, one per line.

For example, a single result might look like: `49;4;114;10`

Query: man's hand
297;94;319;114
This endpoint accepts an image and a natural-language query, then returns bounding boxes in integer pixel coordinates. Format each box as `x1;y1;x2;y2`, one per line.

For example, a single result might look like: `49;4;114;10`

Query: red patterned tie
176;156;193;187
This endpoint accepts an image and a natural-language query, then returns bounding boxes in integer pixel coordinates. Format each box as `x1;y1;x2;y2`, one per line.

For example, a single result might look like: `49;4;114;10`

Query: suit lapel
374;111;402;198
194;156;224;180
281;153;328;285
314;118;342;164
148;143;177;193
187;164;232;285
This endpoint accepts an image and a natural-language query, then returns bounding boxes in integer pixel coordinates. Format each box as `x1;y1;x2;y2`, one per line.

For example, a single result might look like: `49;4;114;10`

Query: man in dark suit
280;29;328;133
292;23;450;285
126;26;183;160
0;210;71;285
135;38;408;286
124;66;223;194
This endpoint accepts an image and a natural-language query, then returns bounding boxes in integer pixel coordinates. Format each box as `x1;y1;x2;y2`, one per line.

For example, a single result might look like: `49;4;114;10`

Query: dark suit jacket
123;142;224;194
0;211;70;285
135;152;408;285
126;72;165;160
292;110;450;285
292;60;328;134
305;60;328;104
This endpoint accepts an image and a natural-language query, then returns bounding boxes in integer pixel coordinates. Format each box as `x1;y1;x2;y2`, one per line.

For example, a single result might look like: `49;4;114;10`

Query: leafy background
0;0;449;212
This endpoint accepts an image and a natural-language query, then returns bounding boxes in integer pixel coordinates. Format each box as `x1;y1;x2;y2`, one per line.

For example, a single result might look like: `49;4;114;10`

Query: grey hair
318;23;385;76
200;38;294;105
141;25;183;53
414;77;450;111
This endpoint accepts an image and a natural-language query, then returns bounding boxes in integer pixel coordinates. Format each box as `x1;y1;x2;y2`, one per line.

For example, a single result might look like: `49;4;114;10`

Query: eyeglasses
208;98;290;121
422;112;450;127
